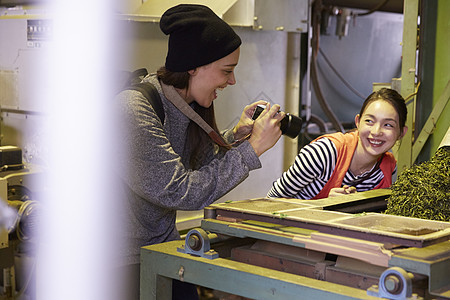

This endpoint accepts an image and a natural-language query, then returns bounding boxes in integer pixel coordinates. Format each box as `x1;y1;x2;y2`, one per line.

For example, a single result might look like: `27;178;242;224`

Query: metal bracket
177;228;219;259
367;267;422;300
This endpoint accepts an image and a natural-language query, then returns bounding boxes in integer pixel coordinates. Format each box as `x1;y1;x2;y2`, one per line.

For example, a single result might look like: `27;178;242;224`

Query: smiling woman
186;49;239;107
351;90;408;175
113;4;285;300
267;88;408;200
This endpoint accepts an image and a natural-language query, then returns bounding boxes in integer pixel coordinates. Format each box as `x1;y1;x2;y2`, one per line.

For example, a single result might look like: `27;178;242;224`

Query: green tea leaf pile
385;147;449;222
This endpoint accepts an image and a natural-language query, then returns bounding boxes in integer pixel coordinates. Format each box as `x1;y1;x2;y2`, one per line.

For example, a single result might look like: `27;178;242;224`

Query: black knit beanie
160;4;242;72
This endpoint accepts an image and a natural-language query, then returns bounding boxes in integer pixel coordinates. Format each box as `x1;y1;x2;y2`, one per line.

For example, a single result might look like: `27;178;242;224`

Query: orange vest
312;131;396;199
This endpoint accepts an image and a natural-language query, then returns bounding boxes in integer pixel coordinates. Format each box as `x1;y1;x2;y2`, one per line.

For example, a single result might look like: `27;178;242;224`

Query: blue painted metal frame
140;222;450;299
140;240;381;300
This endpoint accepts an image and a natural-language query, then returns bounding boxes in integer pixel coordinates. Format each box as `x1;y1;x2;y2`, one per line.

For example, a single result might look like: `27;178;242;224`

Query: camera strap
161;82;232;149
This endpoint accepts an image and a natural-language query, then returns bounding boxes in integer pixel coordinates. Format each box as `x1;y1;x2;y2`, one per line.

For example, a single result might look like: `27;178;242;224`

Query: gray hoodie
115;74;261;265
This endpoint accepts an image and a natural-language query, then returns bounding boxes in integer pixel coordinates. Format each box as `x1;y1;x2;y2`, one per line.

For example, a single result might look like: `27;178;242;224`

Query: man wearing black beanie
115;4;285;300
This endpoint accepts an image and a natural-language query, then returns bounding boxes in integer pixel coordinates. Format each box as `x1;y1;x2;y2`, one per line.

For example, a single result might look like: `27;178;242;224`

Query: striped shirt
267;137;396;199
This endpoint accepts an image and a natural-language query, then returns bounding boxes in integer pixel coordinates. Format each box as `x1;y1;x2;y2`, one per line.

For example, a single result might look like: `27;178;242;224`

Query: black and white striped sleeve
267;138;337;199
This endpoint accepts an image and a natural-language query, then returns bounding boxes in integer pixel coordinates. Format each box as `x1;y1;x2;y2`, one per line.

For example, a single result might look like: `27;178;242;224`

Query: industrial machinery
0;146;41;300
141;189;450;300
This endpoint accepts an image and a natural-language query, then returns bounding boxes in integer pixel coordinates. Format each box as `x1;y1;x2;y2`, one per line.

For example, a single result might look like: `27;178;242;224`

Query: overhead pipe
311;0;345;133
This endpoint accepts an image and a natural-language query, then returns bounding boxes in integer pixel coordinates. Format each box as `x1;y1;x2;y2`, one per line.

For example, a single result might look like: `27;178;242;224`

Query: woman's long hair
157;66;228;169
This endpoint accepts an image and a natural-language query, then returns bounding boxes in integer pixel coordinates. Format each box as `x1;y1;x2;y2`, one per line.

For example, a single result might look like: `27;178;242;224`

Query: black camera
252;104;302;139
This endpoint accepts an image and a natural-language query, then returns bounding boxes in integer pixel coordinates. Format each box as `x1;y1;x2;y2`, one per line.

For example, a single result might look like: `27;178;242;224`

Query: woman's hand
233;100;267;141
248;103;284;156
328;185;357;197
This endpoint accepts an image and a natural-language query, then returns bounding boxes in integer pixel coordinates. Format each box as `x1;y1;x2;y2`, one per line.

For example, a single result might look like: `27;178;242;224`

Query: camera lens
280;113;302;138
